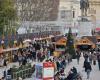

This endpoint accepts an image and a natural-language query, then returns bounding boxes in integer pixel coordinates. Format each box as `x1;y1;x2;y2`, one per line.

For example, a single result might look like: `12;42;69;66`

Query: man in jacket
97;53;100;70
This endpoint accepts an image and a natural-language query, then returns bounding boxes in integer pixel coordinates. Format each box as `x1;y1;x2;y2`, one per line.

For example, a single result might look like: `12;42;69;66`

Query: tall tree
66;28;76;59
0;0;16;36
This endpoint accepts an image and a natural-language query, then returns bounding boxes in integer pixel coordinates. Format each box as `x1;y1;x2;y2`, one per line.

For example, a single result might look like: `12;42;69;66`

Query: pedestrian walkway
24;55;100;80
1;55;100;80
64;54;100;80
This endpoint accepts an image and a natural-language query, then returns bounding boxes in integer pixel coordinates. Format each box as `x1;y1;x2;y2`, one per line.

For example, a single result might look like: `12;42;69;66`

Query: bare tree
15;0;60;21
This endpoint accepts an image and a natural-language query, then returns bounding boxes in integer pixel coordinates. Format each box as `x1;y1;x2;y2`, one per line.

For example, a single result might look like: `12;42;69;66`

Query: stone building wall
89;0;100;21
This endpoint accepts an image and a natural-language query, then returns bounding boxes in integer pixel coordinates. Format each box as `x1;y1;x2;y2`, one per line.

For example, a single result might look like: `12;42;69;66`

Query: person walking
18;53;23;66
22;54;27;65
89;52;92;64
3;58;7;67
83;53;89;62
56;61;60;71
0;55;3;67
83;61;92;79
76;51;81;64
92;53;97;65
97;54;100;70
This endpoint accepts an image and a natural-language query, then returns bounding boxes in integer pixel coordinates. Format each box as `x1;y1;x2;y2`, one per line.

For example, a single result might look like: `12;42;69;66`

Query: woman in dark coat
56;61;60;71
22;55;27;65
3;59;7;67
83;61;92;79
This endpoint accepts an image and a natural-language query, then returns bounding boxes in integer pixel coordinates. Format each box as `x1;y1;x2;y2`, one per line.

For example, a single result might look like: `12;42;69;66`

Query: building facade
89;0;100;21
58;0;80;34
87;0;100;31
15;0;61;34
16;0;81;35
59;0;81;21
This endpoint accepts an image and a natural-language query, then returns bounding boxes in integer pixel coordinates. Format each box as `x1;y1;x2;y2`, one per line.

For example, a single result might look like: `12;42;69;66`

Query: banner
43;62;54;80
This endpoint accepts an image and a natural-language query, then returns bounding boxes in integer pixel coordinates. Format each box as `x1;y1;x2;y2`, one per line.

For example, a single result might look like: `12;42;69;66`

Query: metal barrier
11;64;35;80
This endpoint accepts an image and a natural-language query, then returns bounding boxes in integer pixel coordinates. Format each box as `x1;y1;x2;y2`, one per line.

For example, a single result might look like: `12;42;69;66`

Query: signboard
43;62;55;80
96;28;100;32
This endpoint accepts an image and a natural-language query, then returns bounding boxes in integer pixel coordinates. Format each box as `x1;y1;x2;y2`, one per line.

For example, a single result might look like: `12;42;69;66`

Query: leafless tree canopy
15;0;59;21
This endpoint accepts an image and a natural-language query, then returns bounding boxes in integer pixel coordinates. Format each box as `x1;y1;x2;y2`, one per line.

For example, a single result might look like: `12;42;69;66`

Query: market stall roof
2;47;19;52
97;36;100;39
96;42;100;45
23;39;32;43
81;36;97;44
76;37;95;46
55;37;67;46
51;35;64;42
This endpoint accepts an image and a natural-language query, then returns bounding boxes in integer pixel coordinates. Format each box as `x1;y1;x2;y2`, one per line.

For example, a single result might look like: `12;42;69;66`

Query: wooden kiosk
75;37;96;50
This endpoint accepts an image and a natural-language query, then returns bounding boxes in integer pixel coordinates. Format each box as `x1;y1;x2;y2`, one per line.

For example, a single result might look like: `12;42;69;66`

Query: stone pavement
25;55;100;80
64;54;100;80
1;55;100;80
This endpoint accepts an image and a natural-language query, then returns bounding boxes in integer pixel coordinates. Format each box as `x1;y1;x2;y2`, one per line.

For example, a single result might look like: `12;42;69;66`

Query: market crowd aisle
0;40;54;79
64;52;100;80
0;59;44;79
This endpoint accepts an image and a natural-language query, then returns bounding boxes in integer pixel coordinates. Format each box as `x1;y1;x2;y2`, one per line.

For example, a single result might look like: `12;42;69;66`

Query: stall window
98;39;100;42
56;45;65;49
83;41;86;43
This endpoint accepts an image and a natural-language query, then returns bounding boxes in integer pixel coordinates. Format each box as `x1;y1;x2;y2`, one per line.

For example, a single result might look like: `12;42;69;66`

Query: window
56;45;65;49
98;39;100;42
73;11;75;18
83;41;86;43
61;10;66;19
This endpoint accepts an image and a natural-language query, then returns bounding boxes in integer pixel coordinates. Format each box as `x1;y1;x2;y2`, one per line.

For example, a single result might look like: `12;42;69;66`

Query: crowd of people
0;40;55;80
53;53;82;80
82;49;100;79
75;49;100;79
0;38;100;80
0;40;54;66
53;48;100;80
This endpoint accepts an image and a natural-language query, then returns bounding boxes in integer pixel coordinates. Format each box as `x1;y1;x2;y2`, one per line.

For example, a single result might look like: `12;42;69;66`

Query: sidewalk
64;54;100;80
23;55;100;80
